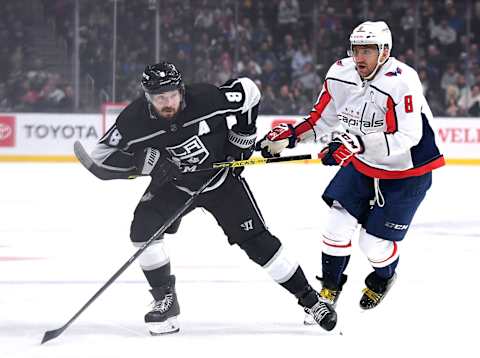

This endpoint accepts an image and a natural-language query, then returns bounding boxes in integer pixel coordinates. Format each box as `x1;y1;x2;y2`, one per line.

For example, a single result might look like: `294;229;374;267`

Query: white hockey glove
255;123;297;158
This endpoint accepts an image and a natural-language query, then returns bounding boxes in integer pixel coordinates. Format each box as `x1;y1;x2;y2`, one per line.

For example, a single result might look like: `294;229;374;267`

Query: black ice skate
145;275;180;335
298;288;337;331
304;274;347;325
360;272;397;310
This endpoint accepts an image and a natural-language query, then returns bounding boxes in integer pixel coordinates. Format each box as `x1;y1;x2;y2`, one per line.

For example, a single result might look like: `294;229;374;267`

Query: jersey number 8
225;92;243;102
404;95;413;113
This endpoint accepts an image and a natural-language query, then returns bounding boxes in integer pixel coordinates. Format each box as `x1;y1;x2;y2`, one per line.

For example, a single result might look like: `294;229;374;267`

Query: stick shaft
41;168;226;344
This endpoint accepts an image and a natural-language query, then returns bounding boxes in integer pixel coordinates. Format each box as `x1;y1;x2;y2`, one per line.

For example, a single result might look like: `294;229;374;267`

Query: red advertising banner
0;116;15;147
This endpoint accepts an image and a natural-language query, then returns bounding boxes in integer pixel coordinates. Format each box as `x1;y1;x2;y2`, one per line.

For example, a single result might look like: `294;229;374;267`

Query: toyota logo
0;123;12;140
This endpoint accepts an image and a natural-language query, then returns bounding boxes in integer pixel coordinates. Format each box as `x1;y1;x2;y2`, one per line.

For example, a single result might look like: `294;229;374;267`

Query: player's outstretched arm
74;141;139;180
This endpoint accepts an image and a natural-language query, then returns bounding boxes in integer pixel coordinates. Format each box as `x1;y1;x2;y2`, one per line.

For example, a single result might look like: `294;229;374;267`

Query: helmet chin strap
361;62;382;81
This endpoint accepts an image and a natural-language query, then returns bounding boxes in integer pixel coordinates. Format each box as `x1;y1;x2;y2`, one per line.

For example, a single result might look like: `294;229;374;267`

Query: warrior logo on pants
240;219;254;231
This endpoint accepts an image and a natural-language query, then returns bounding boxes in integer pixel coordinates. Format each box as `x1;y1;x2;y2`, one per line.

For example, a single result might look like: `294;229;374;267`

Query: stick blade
73;140;94;169
41;327;65;344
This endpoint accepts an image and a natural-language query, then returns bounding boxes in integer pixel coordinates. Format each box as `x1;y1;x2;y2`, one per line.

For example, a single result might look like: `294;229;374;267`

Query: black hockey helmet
141;62;184;95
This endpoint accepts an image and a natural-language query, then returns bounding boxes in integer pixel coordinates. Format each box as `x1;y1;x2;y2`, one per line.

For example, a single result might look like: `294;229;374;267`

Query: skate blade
147;317;180;335
303;313;316;326
303;301;337;326
303;314;343;335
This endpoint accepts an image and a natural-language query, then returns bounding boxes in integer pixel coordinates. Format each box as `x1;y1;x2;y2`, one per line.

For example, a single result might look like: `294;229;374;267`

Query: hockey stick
41;167;227;344
210;154;324;169
74;140;323;180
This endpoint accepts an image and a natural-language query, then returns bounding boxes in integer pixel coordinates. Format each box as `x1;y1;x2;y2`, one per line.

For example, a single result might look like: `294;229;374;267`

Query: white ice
1;162;479;358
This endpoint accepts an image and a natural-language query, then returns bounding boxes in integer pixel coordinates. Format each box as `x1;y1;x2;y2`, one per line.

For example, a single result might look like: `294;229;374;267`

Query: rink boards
0;113;479;164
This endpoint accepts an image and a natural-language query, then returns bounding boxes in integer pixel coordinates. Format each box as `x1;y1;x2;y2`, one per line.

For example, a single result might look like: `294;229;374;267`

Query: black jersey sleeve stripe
123;130;167;150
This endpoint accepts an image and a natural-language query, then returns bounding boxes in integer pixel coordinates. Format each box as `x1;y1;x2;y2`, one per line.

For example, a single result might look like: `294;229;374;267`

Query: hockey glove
320;132;364;166
255;123;297;158
135;147;183;186
225;124;257;176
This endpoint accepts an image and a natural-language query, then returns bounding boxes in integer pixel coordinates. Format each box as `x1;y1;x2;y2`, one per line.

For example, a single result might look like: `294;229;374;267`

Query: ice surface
1;162;478;357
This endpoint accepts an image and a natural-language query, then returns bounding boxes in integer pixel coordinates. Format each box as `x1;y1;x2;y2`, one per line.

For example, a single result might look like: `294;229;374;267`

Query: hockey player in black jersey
88;62;336;335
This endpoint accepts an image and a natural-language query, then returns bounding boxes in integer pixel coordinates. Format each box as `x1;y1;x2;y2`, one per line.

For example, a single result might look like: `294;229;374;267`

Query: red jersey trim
351;155;445;179
385;96;397;133
296;82;332;136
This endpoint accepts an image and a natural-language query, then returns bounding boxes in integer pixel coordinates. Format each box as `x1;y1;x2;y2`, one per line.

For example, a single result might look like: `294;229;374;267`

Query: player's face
150;90;181;119
352;45;379;78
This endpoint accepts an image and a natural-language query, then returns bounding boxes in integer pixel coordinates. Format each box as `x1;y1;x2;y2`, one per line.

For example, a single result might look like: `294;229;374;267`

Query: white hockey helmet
348;21;392;58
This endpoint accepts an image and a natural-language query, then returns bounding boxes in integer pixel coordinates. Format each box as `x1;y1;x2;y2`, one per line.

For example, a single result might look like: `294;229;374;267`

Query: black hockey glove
134;147;183;186
225;124;257;176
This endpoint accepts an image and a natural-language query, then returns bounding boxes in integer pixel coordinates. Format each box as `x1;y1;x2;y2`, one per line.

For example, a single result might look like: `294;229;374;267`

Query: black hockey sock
143;262;171;288
322;253;350;287
373;257;399;280
280;266;311;296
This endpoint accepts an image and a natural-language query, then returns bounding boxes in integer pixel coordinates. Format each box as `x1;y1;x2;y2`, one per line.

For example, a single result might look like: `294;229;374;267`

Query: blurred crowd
1;0;480;117
0;1;74;112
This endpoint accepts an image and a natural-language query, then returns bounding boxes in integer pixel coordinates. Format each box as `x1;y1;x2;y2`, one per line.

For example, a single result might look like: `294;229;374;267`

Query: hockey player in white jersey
257;21;445;311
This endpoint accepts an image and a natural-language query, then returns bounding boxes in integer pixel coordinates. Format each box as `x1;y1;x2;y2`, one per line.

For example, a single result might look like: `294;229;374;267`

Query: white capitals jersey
296;57;444;179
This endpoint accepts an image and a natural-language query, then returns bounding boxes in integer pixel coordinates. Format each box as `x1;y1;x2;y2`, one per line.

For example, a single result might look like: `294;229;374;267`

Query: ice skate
145;275;180;335
360;272;397;310
304;274;347;325
318;274;347;306
298;288;337;331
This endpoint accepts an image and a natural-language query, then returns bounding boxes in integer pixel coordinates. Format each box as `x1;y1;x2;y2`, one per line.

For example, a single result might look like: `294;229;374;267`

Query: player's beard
158;105;179;119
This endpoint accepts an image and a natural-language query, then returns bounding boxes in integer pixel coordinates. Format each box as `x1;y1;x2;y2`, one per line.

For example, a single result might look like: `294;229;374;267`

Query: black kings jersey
91;78;260;192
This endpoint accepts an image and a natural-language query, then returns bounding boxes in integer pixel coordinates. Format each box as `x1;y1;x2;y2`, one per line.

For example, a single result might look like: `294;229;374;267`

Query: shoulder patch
336;60;344;66
385;67;402;77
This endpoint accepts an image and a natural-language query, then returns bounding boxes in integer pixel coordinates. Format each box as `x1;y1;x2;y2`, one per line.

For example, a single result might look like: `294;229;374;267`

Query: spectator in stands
441;63;460;101
215;53;234;85
419;69;430;96
459;85;480;116
193;57;215;84
276;33;296;84
291;42;313;79
425;45;443;82
0;83;12;111
252;18;271;49
468;85;480;116
400;8;415;45
297;62;321;93
260;84;277;114
456;75;470;115
277;0;300;41
256;38;278;68
446;3;464;33
3;0;476;116
260;59;281;90
19;80;41;111
431;18;457;53
445;85;460;116
236;17;254;45
467;43;480;67
290;80;312;115
240;60;262;83
274;84;297;114
58;84;74;111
